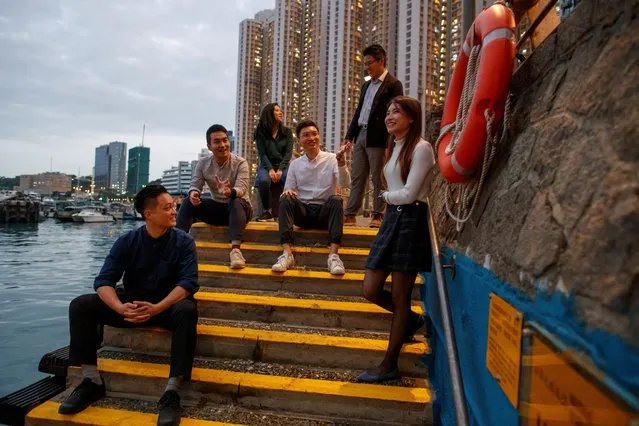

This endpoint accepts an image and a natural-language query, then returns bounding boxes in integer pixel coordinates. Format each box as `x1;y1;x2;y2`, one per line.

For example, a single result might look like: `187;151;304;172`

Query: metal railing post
462;0;476;42
426;197;469;426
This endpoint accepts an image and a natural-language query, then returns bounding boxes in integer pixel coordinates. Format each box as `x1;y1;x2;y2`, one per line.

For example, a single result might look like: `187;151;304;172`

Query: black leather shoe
58;378;106;414
157;390;181;426
255;211;273;221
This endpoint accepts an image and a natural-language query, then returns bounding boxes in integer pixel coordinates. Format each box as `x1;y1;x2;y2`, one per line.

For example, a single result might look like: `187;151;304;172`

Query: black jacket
345;73;404;148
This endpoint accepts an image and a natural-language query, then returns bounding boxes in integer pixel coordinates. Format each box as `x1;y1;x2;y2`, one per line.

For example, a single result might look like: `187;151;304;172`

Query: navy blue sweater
94;226;198;303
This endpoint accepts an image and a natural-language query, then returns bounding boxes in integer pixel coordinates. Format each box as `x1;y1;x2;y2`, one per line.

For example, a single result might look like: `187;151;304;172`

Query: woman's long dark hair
255;103;289;139
384;96;423;183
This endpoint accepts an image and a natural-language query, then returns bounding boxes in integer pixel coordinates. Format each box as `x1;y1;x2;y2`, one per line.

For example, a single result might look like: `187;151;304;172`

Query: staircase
26;221;432;425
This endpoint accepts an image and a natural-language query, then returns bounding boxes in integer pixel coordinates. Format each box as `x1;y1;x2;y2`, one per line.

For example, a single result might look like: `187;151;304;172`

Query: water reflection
0;220;143;396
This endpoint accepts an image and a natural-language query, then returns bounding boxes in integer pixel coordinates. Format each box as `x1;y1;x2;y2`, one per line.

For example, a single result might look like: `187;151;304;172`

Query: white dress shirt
358;70;388;126
284;151;351;205
382;138;435;205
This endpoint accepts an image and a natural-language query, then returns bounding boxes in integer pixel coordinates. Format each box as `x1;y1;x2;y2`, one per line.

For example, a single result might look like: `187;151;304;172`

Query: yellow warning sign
486;293;523;408
522;335;637;425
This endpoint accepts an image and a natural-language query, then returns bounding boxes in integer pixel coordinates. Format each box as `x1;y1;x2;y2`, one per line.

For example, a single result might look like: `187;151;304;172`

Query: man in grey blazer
342;44;404;228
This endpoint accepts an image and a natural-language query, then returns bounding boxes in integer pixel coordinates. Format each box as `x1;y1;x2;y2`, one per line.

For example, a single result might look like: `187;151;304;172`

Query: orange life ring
438;3;516;183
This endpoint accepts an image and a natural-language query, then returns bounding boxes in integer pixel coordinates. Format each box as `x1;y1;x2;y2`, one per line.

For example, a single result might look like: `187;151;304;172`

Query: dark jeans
257;168;287;214
68;293;198;379
279;195;344;245
177;197;251;241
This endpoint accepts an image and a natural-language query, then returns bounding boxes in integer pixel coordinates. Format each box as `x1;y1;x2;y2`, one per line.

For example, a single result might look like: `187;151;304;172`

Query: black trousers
68;293;198;379
278;195;344;245
177;197;251;241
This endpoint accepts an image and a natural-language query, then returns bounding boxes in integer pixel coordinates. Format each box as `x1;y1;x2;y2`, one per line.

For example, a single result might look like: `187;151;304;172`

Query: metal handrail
426;197;469;426
516;0;560;50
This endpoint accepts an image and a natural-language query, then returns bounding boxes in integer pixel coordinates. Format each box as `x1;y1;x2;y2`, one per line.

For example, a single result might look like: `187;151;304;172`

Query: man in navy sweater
58;185;198;426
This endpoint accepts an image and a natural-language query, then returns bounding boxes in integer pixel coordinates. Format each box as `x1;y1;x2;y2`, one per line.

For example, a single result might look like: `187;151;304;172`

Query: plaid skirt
365;202;432;273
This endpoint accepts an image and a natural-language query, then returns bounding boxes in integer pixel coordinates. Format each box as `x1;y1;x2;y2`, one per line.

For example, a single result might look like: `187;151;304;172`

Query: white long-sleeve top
284;151;351;204
382;138;435;205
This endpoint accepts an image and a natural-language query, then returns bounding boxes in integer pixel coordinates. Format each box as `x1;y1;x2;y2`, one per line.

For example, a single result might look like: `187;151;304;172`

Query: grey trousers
345;128;386;216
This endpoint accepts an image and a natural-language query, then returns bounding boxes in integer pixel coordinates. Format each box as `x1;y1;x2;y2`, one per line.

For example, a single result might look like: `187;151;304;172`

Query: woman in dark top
254;103;294;221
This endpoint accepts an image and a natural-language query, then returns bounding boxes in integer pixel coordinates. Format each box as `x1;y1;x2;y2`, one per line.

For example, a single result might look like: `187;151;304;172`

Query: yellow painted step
193;221;378;236
94;358;431;404
192;323;425;355
191;222;378;248
197;241;370;256
195;291;424;315
26;401;240;426
198;263;424;284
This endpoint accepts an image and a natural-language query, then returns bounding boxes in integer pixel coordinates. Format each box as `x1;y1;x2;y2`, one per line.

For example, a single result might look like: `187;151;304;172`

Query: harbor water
0;219;143;397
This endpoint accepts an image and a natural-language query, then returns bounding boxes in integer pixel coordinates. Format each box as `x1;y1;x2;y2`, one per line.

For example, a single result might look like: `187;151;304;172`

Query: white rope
435;41;513;233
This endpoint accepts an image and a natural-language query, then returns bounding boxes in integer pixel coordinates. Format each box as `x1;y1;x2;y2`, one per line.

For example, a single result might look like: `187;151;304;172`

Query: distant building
94;141;128;193
94;145;110;191
161;161;192;194
126;146;150;194
71;175;93;193
228;131;235;153
16;172;72;195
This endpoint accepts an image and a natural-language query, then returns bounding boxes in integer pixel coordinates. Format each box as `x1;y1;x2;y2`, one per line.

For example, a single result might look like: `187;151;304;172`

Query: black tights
362;268;419;373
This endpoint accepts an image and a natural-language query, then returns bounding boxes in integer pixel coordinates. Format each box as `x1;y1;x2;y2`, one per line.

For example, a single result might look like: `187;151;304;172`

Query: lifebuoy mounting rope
435;1;515;232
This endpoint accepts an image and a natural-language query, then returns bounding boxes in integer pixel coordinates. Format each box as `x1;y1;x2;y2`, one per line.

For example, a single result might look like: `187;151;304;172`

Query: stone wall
430;0;639;345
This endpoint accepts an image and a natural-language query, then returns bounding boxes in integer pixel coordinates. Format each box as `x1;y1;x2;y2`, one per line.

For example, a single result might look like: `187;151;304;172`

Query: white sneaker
229;248;246;269
327;253;345;275
272;252;294;272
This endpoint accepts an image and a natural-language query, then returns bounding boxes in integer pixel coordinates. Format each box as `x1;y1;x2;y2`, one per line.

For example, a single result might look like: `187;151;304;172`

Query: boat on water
72;208;115;223
54;206;82;222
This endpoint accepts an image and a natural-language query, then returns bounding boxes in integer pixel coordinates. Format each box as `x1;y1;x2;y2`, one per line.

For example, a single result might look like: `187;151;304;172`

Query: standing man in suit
343;44;403;228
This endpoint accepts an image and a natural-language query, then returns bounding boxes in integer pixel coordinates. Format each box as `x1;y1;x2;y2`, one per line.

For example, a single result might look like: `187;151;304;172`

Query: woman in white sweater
357;96;435;383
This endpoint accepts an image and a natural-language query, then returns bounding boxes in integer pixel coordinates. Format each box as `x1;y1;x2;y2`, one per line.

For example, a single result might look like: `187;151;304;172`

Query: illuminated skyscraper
235;11;274;188
271;0;303;128
318;0;364;152
300;0;322;124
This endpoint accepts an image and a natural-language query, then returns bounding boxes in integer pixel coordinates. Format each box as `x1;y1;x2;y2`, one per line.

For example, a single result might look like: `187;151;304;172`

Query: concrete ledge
197;241;370;269
26;401;239;426
191;222;377;248
68;359;431;425
195;291;423;331
198;264;423;299
103;323;428;376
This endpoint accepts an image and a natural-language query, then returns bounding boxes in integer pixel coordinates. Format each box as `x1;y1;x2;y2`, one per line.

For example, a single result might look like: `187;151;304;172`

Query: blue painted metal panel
421;247;639;425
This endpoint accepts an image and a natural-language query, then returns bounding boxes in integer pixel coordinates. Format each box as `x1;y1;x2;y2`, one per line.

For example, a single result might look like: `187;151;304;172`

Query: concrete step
26;400;239;426
198;263;423;300
191;222;378;248
102;321;428;376
194;290;424;332
67;359;431;424
197;241;370;270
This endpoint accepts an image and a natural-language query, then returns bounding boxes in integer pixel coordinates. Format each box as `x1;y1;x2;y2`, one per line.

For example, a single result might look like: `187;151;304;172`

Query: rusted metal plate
522;333;638;425
486;293;524;408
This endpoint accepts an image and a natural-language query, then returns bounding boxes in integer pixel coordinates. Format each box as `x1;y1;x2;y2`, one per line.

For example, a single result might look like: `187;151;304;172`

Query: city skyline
233;0;486;186
0;1;276;180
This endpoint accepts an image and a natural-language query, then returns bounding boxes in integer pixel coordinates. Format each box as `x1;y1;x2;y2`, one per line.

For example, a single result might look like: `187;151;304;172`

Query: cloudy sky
0;0;273;180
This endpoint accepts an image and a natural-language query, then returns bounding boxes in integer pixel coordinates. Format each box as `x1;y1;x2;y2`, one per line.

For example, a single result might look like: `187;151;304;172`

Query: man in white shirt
272;120;352;275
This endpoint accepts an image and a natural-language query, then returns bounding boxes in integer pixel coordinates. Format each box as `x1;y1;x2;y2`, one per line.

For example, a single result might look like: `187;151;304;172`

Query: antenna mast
141;124;146;147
